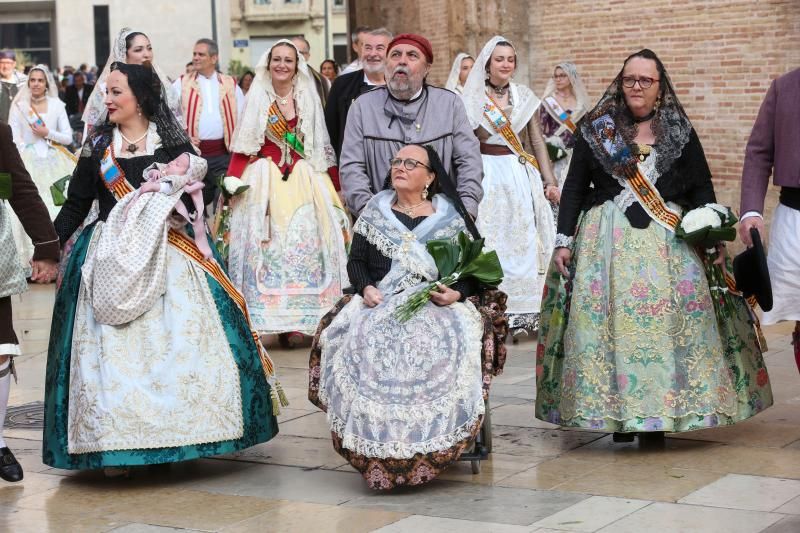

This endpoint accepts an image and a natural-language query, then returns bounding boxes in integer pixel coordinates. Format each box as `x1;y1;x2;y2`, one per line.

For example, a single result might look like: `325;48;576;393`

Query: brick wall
353;0;800;248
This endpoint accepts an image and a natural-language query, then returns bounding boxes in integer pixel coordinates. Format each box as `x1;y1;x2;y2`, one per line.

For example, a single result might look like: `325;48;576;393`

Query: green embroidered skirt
535;201;772;433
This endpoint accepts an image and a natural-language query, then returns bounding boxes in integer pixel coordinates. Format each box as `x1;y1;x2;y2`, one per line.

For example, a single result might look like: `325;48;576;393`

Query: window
93;6;110;70
254;0;270;5
0;21;52;66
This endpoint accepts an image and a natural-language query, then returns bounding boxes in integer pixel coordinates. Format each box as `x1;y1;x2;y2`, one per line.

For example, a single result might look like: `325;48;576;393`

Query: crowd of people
0;23;796;493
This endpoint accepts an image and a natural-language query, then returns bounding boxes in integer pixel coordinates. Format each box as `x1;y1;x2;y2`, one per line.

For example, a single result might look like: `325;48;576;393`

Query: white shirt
9;97;73;158
342;59;362;75
173;72;245;141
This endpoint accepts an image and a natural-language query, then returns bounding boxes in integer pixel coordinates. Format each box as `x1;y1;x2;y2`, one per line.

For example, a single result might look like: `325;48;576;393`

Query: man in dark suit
63;72;94;117
325;28;392;161
0;123;59;483
739;67;800;359
290;36;330;110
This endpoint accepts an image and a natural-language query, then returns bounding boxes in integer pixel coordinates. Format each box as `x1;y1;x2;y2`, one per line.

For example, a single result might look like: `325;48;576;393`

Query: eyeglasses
553;73;568;79
389;157;431;171
621;76;659;89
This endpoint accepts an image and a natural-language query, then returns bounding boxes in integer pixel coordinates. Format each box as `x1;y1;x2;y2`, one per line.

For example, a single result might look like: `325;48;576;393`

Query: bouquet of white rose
210;175;250;263
676;203;738;316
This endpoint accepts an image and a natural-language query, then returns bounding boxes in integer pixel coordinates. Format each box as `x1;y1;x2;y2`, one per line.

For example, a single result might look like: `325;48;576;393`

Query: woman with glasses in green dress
535;49;772;444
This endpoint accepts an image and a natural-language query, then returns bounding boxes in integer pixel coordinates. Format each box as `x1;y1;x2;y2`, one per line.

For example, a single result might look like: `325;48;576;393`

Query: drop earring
422;183;430;200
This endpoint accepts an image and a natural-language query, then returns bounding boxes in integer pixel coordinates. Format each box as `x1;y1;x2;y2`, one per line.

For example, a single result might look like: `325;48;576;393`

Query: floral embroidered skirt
227;159;351;335
308;291;508;490
535;201;773;433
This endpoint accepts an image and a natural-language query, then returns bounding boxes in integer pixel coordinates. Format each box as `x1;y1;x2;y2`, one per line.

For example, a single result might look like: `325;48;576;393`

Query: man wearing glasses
339;33;483;217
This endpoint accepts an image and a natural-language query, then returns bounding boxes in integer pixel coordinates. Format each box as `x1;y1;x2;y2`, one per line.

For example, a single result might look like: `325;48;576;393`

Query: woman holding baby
43;61;280;476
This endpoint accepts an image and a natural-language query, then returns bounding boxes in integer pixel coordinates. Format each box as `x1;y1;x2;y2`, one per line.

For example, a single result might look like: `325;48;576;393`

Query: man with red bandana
339;33;483;217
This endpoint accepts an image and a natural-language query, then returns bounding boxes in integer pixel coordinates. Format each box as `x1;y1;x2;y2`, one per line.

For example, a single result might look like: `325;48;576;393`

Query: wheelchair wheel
482;398;492;454
471;459;481;474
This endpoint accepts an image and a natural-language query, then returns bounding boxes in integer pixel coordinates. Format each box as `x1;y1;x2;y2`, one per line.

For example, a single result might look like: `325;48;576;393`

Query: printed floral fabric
535;201;773;432
226;156;350;335
309;290;508;489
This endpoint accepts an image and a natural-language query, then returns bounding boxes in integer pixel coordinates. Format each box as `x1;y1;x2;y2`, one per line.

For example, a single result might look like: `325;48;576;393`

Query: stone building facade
352;0;800;239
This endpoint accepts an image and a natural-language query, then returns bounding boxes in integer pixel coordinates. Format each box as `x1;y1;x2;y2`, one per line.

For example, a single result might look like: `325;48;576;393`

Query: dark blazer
324;68;376;161
741;68;800;214
308;66;330;110
0;123;59;261
558;128;715;237
63;83;94;116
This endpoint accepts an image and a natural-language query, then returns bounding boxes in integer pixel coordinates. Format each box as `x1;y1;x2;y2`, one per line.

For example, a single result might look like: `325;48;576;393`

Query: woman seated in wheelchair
308;144;507;490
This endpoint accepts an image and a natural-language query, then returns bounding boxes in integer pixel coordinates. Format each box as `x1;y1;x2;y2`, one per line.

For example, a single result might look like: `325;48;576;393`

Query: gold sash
482;95;540;171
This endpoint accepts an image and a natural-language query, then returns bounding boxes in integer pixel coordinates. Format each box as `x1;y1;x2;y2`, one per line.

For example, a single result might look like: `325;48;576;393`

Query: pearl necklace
119;128;148;154
395;199;427;217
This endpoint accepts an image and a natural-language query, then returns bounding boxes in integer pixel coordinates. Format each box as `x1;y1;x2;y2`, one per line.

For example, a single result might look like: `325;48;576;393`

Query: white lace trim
612;147;659;213
555;233;574;249
318;296;485;459
354;217;399;259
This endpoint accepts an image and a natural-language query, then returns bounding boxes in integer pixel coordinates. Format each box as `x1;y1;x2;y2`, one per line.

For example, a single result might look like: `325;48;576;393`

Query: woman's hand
31;122;49;138
30;259;58;283
545;184;561;204
429;282;461;306
363;285;383;308
554;248;572;278
713;243;728;267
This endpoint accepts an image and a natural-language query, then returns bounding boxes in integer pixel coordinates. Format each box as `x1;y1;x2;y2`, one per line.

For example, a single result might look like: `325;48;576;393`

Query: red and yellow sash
482;95;540;171
618;163;683;232
98;146;286;410
180;72;237;150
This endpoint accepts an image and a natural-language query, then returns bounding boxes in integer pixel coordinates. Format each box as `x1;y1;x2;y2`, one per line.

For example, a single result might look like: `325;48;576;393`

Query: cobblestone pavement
2;285;800;532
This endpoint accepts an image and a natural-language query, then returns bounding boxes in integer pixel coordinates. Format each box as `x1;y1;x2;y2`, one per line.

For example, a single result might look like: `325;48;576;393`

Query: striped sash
482;95;540;171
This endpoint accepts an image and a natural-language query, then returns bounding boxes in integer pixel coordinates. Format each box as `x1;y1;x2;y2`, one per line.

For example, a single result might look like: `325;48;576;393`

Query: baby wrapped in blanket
84;152;210;325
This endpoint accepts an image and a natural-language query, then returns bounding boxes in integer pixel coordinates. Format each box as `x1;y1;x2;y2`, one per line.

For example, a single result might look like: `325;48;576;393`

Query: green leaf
426;238;460;277
459;249;504;287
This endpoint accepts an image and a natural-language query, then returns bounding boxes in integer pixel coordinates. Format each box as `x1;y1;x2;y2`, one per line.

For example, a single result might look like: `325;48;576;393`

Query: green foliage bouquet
394;231;504;322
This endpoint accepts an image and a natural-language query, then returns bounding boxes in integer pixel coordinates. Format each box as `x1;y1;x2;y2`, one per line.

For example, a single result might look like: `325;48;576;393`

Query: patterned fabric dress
43;131;279;469
226;116;350;336
308;191;508;489
535;199;773;432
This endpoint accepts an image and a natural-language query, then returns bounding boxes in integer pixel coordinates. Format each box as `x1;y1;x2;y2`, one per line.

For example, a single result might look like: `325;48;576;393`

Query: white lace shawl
229;39;336;173
318;189;484;459
353;190;467;294
82;27;182;131
445;53;473;93
461;36;541;139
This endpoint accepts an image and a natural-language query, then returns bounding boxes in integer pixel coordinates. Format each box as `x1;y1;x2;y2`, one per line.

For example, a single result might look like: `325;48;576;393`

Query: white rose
223;176;244;195
704;203;731;223
681;206;721;233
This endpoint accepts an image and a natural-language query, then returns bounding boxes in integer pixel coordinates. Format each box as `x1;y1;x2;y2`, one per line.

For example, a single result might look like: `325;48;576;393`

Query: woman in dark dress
309;144;507;490
43;62;280;475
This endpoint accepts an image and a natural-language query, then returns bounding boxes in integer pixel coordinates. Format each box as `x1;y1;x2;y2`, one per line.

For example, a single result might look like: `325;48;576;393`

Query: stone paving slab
3;285;800;532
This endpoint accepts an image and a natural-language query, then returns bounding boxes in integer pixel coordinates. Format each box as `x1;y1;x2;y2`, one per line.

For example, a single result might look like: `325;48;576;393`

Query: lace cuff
554;233;574;249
